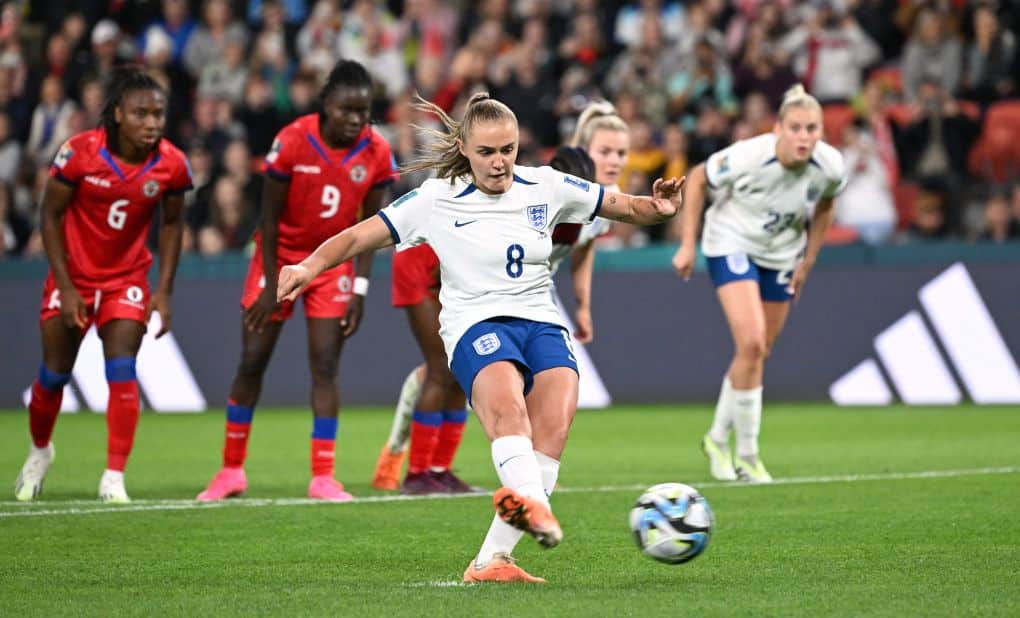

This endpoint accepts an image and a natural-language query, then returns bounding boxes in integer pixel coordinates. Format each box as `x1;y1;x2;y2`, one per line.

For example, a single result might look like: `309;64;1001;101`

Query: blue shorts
706;254;794;302
450;317;578;403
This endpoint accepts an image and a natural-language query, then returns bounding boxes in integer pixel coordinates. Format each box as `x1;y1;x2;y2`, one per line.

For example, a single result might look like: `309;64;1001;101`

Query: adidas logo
22;315;206;414
830;263;1020;406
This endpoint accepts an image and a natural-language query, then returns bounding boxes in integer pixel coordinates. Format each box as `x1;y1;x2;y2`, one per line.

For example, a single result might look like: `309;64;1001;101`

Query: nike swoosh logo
498;454;524;468
454;220;478;227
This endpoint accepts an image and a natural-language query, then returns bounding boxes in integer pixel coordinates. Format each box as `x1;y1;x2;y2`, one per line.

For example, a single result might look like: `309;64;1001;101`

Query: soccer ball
629;483;713;564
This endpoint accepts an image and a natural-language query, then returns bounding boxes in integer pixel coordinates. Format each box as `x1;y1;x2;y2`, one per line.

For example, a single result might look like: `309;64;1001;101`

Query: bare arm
569;239;596;343
341;186;389;337
40;177;86;329
788;197;836;300
278;215;395;303
599;177;685;225
243;174;288;333
671;163;707;280
147;192;185;338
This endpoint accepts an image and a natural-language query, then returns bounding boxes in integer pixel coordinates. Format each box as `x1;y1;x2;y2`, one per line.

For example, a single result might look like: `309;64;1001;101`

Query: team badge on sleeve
143;180;160;197
54;142;73;168
527;204;548;229
716;155;730;175
350;164;367;183
266;138;282;163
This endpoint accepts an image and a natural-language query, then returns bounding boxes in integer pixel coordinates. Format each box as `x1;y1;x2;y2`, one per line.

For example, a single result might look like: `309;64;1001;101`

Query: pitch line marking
1;466;1016;519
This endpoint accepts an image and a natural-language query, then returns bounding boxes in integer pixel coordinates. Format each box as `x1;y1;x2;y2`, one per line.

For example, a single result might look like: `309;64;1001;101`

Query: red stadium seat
893;182;919;230
822;104;856;147
869;66;903;95
968;100;1020;182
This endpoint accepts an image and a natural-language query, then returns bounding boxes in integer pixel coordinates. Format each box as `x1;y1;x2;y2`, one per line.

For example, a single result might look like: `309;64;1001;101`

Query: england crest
526;204;548;230
806;184;821;201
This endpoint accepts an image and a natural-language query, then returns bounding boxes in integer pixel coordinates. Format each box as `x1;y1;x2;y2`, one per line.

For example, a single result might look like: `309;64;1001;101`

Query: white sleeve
538;166;605;225
704;141;753;190
377;183;434;250
822;152;849;200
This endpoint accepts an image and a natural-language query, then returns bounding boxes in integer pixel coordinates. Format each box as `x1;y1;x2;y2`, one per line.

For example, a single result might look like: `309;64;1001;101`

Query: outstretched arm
599;177;685;225
278;215;395;303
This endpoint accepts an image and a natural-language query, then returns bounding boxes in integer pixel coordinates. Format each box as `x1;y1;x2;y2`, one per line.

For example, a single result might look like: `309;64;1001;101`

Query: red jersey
49;128;192;287
263;115;398;262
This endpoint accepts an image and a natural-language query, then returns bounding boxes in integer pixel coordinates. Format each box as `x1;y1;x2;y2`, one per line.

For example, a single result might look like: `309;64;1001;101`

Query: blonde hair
570;101;629;149
404;92;517;181
778;84;821;120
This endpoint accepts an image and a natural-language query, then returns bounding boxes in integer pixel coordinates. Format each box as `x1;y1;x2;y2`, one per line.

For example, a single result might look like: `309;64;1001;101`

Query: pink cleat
196;467;247;502
308;476;354;502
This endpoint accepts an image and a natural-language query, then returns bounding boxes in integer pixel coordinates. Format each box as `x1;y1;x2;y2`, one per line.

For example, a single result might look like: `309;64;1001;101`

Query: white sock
732;384;764;458
101;469;124;482
386;367;422;452
534;450;560;499
475;436;547;566
708;377;736;445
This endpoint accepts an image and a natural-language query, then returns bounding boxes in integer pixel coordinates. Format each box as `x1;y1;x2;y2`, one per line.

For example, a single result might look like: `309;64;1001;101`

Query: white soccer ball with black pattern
629;483;713;564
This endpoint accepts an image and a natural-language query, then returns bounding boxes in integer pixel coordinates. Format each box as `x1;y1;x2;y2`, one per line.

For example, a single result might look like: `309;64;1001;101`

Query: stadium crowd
1;0;1020;259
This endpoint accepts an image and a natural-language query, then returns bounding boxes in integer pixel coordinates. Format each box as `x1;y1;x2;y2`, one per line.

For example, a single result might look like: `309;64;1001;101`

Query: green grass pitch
1;404;1018;617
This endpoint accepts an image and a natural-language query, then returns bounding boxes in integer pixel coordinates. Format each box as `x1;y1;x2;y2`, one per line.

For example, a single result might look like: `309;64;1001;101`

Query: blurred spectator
339;4;408;105
252;0;296;113
78;78;103;129
220;139;262;210
606;15;670;126
959;4;1016;107
672;0;726;63
200;176;256;254
901;178;952;242
246;0;308;26
733;23;798;109
236;75;281;156
492;47;558;146
559;11;611;80
197;39;248;105
26;75;75;167
978;188;1020;242
901;8;962;104
687;102;730;164
740;92;775;135
0;110;22;185
835;120;897;245
140;0;197;67
296;1;342;83
183;138;214;235
183;0;248;81
780;1;880;103
614;0;684;47
668;39;738;125
895;80;980;189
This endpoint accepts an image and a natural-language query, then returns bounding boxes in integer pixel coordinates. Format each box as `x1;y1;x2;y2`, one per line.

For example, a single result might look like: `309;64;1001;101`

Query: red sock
223;401;253;468
408;411;442;474
106;380;140;472
431;409;468;470
311;438;335;477
28;380;63;448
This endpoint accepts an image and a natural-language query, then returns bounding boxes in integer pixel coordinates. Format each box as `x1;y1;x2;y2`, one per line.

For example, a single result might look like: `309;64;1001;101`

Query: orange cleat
371;445;405;491
463;553;546;583
493;487;563;548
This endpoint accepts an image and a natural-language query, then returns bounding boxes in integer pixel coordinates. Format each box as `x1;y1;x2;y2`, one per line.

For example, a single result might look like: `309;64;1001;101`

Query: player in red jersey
15;67;192;503
197;60;397;502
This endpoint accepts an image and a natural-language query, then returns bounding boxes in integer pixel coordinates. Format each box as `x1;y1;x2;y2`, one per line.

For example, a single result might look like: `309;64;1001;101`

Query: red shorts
391;244;440;307
40;271;150;329
241;247;354;320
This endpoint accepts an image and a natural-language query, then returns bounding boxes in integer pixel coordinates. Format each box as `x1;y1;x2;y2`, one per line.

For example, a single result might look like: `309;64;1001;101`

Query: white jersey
378;164;604;360
702;133;847;271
